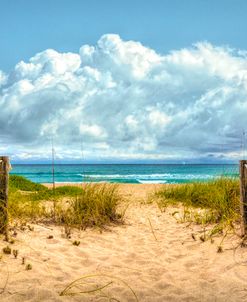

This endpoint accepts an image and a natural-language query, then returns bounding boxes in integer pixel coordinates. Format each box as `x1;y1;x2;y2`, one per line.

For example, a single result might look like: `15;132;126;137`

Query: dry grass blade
60;273;139;302
147;218;158;241
0;265;9;294
64;281;113;296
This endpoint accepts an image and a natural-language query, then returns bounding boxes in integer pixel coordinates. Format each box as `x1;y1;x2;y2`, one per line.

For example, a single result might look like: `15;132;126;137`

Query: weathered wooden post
240;160;247;237
0;156;9;241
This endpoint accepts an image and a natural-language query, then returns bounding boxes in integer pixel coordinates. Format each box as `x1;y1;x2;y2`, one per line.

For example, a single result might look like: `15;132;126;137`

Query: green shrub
9;175;48;192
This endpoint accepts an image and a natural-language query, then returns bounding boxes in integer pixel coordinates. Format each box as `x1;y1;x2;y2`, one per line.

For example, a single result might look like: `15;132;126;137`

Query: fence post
240;160;247;237
0;156;9;241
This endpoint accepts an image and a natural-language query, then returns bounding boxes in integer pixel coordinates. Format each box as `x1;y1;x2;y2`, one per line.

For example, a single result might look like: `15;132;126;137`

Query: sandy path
0;184;247;301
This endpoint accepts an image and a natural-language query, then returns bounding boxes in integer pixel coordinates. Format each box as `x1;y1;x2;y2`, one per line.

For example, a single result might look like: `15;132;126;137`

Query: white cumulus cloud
0;34;247;162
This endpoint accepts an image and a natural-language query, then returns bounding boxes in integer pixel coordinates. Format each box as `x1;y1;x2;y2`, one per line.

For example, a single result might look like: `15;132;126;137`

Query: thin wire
242;130;246;160
80;137;86;185
51;137;55;192
220;142;225;176
51;137;56;220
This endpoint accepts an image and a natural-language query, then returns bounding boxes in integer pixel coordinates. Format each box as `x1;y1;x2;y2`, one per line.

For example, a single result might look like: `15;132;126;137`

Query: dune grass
156;178;240;239
55;183;123;229
9;175;48;193
10;175;84;198
8;175;123;229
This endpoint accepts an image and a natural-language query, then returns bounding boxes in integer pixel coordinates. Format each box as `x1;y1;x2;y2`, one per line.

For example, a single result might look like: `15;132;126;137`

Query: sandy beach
1;184;247;301
1;0;246;300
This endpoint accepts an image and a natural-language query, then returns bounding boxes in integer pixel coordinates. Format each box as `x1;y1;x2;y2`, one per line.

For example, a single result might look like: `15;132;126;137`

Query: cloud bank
0;34;247;162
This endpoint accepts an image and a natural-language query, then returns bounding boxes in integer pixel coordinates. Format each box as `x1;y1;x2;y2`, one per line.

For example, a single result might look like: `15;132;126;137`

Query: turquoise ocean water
10;164;239;184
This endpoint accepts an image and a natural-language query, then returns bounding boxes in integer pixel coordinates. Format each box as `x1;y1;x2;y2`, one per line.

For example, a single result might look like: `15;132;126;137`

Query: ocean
10;164;239;184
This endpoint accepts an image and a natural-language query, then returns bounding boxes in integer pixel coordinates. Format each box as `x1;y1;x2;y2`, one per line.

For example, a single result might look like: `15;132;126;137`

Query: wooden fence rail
0;156;9;241
240;160;247;237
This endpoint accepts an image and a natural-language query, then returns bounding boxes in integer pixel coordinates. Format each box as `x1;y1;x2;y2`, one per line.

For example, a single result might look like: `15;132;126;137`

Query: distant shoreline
12;163;238;165
10;164;238;184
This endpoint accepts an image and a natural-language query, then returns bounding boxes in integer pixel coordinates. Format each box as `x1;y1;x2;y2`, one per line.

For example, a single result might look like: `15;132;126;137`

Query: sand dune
0;184;247;301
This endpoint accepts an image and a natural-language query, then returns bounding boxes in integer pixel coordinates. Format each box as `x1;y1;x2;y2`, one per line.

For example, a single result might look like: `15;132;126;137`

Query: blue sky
1;0;247;71
0;0;247;163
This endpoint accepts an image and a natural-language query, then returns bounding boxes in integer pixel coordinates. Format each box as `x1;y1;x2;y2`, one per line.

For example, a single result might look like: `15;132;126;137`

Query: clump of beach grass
8;176;124;230
2;246;11;255
156;178;240;240
8;175;82;222
9;191;46;222
58;183;123;229
25;263;32;270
